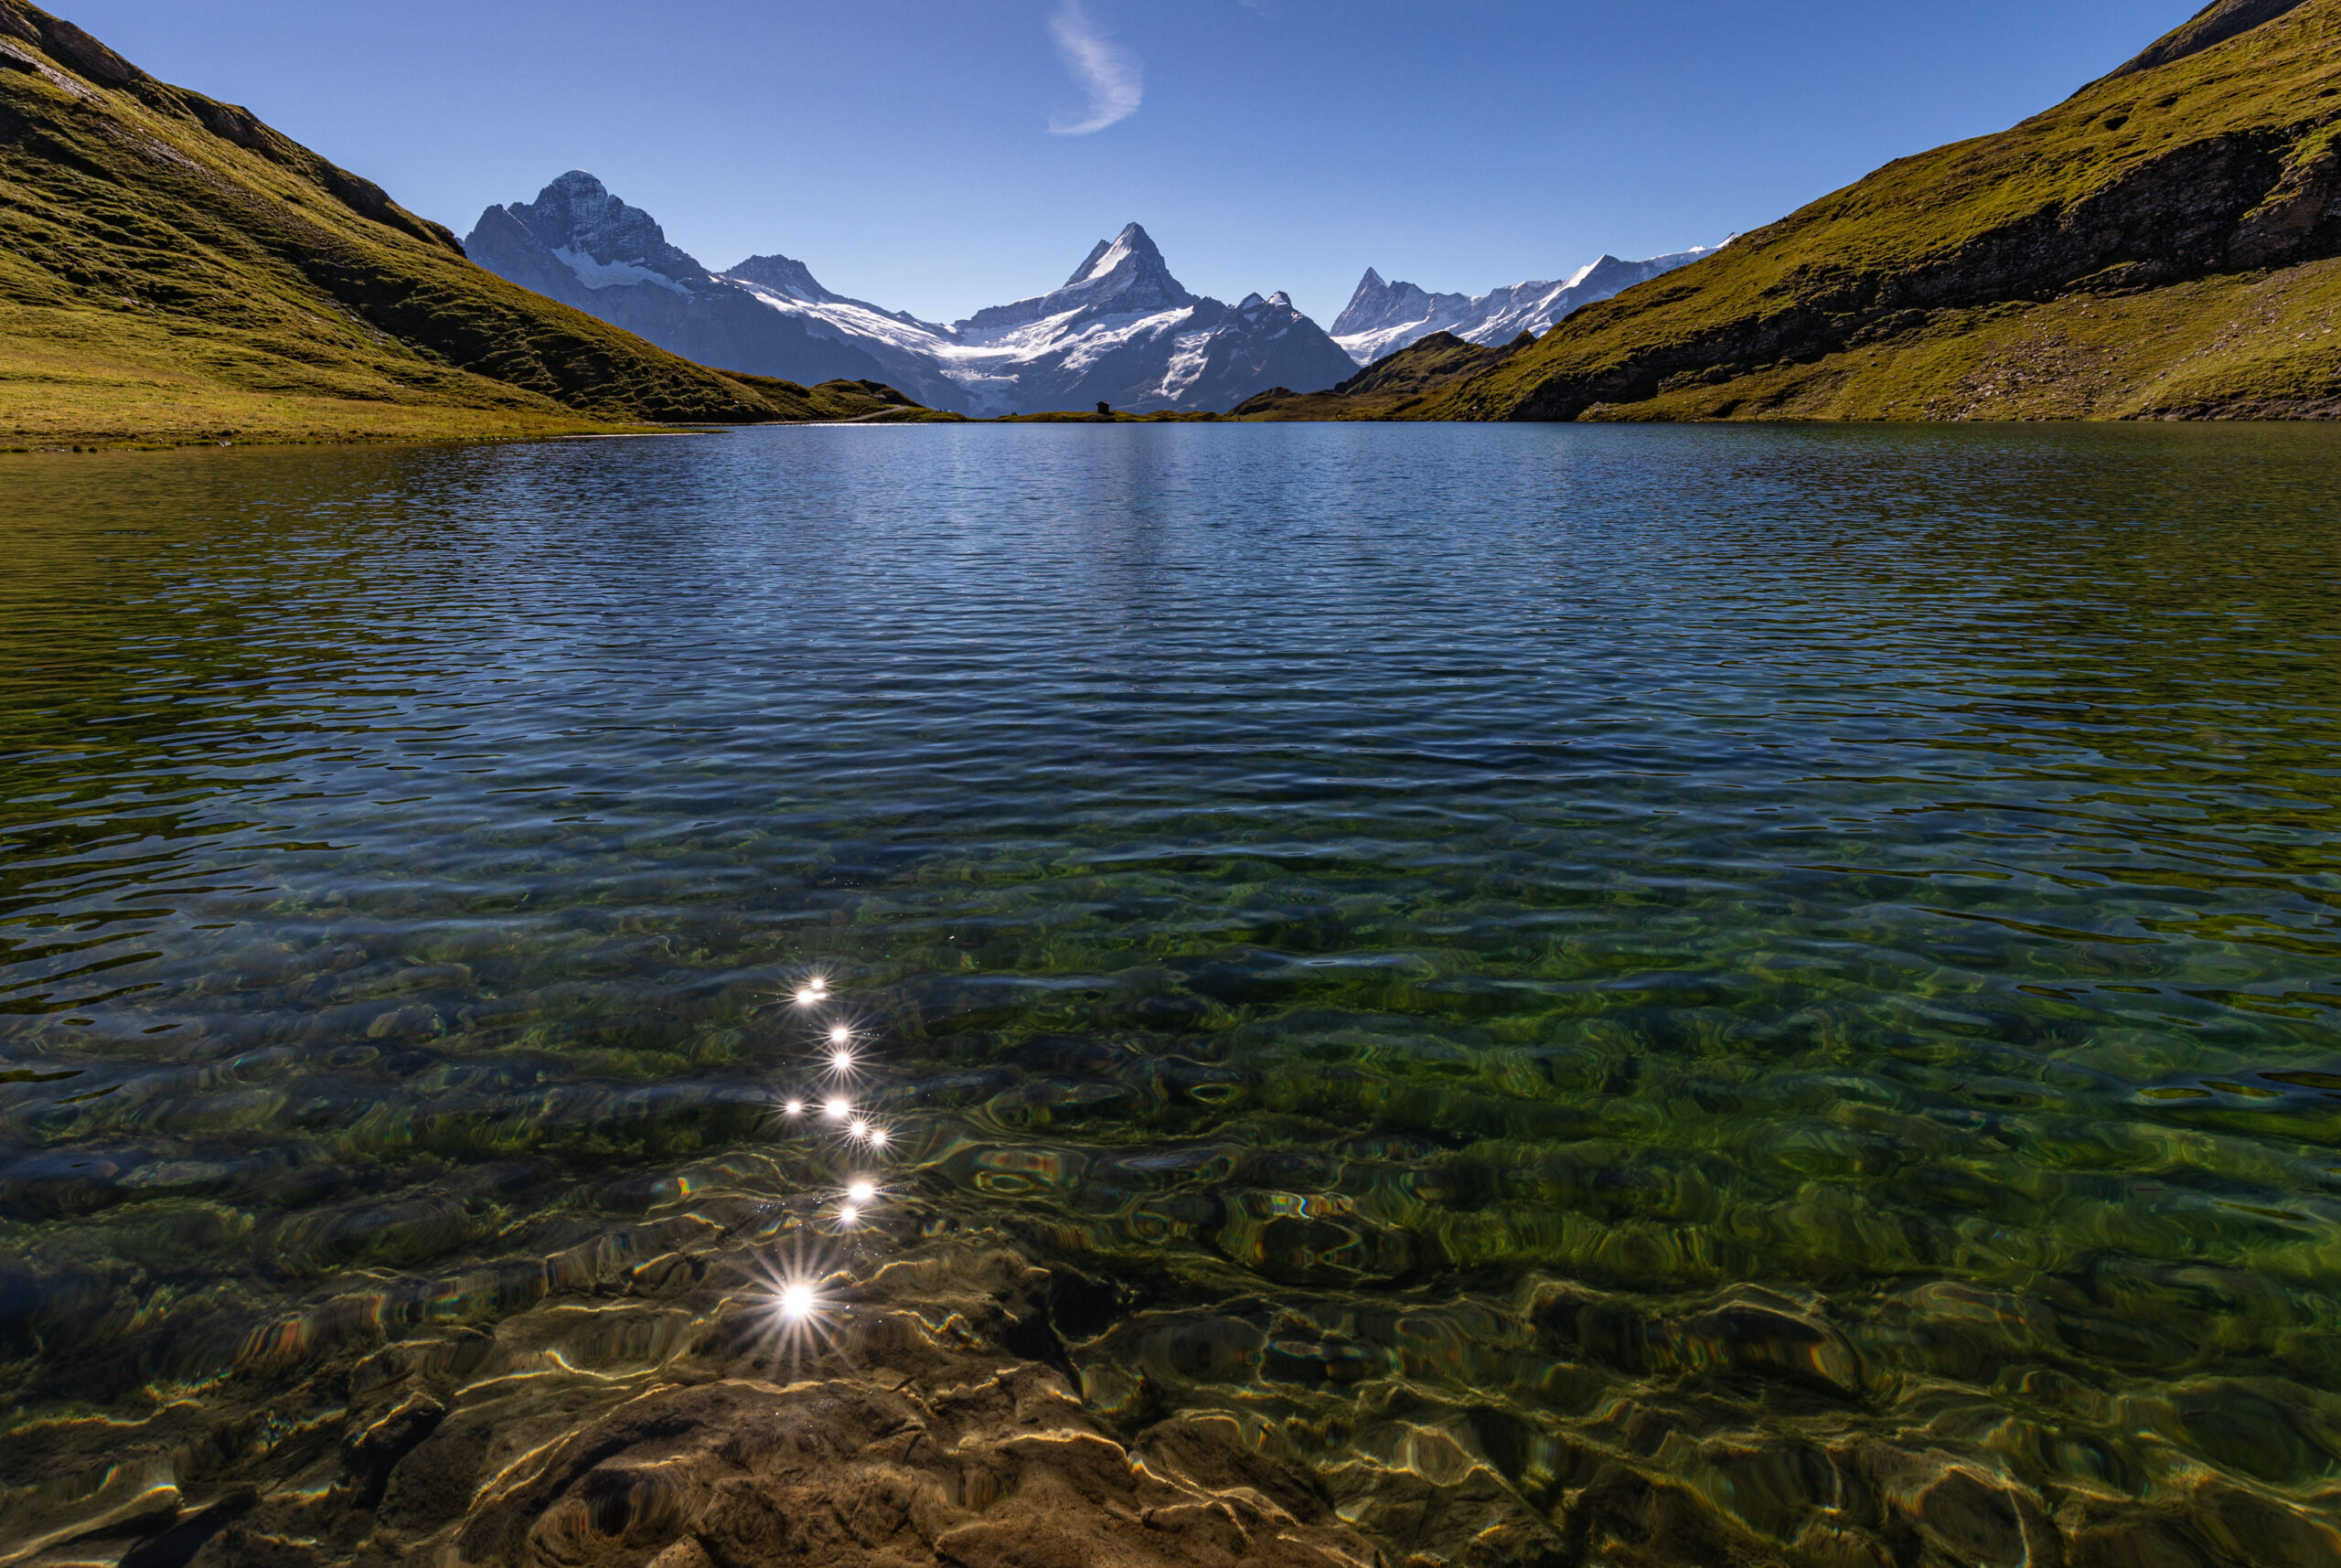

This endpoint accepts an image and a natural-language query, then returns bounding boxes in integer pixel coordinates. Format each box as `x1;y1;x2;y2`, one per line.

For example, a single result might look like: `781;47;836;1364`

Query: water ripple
3;424;2341;1560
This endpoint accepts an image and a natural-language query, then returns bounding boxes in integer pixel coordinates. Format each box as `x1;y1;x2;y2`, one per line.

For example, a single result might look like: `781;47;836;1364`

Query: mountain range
1329;247;1724;365
467;179;1357;417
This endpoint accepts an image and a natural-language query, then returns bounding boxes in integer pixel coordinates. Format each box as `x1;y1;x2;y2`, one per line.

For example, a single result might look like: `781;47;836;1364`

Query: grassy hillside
1403;0;2341;422
0;2;935;447
1228;332;1528;421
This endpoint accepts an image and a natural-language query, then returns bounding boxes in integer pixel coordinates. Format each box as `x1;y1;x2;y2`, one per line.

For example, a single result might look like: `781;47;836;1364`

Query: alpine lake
3;422;2339;1568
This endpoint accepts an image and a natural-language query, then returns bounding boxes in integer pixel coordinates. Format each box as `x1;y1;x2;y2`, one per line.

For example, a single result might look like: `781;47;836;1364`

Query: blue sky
70;0;2200;325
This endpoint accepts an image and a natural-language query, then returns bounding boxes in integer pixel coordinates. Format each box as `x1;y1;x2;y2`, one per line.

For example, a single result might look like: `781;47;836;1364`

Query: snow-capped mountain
465;175;1355;415
724;221;1357;418
1330;246;1728;365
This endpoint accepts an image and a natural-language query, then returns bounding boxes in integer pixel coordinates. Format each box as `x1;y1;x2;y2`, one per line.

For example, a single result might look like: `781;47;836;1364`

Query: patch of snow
1078;235;1134;284
553;247;694;295
1157;329;1215;400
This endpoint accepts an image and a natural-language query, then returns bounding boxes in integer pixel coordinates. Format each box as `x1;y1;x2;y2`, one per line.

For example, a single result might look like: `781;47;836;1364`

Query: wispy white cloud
1048;0;1142;136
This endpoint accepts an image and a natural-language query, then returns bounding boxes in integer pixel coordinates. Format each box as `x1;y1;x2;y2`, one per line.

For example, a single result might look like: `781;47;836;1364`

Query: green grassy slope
0;2;936;446
1409;0;2341;422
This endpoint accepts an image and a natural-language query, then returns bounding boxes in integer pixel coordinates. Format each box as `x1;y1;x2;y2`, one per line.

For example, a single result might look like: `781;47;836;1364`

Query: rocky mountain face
1330;247;1723;365
1395;0;2341;422
463;174;893;390
468;187;1357;415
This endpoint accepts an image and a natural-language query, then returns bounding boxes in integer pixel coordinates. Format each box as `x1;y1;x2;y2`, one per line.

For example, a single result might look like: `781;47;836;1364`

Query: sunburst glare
737;1238;856;1379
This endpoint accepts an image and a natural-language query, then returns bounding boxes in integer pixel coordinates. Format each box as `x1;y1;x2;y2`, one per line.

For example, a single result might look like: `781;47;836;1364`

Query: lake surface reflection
3;423;2339;1566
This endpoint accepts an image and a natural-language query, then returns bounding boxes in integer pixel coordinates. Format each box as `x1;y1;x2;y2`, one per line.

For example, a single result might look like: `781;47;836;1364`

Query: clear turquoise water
3;423;2339;1563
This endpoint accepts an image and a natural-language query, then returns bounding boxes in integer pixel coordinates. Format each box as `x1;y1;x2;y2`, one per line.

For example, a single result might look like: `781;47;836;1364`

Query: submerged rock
11;1197;2336;1568
447;1371;1372;1568
165;1237;1383;1568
